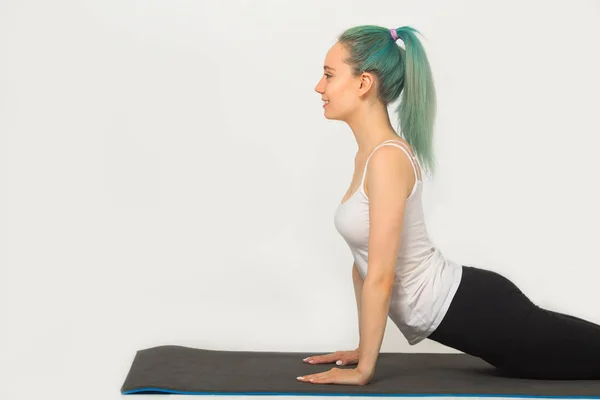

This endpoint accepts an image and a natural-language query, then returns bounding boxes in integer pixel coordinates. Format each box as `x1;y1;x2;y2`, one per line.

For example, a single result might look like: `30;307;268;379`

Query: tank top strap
360;139;420;187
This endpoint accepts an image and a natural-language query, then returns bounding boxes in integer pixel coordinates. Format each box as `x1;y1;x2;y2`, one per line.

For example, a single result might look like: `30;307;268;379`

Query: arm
356;278;393;380
355;145;411;380
352;262;363;351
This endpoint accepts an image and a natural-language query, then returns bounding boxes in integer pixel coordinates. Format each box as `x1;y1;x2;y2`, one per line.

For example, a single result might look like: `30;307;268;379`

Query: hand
303;349;359;366
297;366;370;386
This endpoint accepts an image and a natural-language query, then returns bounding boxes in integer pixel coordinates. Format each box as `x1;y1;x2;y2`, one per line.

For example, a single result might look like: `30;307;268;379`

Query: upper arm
364;146;413;286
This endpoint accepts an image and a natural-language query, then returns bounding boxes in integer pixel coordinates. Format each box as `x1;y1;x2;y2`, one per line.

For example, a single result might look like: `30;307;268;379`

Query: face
314;42;374;122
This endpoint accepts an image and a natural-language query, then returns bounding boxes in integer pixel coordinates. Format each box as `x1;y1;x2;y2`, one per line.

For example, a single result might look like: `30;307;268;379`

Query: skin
314;41;419;202
296;41;421;386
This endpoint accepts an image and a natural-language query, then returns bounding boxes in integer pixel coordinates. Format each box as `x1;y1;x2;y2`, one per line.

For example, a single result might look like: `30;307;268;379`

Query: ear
358;71;376;96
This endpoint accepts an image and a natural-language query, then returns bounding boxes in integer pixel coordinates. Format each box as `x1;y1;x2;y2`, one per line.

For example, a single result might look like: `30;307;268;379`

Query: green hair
338;25;437;178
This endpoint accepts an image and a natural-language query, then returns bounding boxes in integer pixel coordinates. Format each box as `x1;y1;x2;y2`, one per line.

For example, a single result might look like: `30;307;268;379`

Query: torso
340;138;422;204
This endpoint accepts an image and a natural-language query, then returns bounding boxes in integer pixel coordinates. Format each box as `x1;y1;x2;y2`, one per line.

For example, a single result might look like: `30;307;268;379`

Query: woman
296;25;600;386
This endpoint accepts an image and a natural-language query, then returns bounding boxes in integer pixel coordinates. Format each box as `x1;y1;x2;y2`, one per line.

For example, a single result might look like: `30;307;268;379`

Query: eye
324;74;332;79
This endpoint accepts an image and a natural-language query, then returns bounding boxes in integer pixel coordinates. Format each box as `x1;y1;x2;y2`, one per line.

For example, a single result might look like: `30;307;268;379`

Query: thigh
520;305;600;359
501;305;600;379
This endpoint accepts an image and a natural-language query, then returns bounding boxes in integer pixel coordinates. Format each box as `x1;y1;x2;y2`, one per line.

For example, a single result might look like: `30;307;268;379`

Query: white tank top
334;139;463;345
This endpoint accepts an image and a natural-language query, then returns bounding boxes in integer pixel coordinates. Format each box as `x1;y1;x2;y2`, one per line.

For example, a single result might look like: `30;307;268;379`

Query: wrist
356;364;374;379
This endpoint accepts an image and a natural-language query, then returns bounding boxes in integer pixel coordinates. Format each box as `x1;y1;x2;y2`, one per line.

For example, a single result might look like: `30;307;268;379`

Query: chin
324;108;339;121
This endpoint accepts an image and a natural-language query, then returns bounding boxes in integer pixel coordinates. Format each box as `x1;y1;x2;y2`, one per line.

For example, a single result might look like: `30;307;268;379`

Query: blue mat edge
120;388;600;398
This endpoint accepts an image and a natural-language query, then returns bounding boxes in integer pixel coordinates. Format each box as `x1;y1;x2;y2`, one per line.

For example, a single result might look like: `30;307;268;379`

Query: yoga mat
121;345;600;397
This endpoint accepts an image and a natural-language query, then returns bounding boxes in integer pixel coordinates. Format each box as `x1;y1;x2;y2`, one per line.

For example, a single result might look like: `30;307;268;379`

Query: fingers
303;352;338;364
297;372;319;382
297;369;335;383
304;356;345;365
303;350;358;365
303;356;328;364
297;375;314;382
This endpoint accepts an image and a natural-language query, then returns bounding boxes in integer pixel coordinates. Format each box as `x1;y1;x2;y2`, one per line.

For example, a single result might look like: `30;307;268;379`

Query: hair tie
390;28;398;41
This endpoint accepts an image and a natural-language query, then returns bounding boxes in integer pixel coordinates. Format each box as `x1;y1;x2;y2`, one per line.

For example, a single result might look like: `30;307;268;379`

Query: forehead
324;42;346;70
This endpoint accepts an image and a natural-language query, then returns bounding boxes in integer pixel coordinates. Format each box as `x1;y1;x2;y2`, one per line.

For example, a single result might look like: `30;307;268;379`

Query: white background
1;0;599;399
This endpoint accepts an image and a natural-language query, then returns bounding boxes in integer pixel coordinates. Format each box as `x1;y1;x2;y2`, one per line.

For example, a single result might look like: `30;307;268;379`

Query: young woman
296;25;600;386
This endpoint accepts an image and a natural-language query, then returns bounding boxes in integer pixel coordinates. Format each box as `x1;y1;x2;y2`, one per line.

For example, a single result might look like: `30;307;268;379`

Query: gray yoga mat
120;345;600;397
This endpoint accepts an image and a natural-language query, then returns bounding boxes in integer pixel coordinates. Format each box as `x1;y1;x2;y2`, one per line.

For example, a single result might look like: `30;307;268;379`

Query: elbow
365;275;395;292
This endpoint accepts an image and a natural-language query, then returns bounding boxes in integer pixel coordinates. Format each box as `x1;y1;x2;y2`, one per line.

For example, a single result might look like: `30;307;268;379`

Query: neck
346;103;400;158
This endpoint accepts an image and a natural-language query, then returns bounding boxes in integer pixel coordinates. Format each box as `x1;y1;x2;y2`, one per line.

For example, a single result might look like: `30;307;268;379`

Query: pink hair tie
390;29;398;41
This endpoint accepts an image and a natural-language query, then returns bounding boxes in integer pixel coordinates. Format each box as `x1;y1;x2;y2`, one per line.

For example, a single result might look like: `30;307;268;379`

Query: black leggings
427;265;600;380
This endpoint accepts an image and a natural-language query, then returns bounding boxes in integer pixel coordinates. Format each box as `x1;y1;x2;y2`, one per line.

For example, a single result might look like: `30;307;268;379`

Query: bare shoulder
364;142;418;198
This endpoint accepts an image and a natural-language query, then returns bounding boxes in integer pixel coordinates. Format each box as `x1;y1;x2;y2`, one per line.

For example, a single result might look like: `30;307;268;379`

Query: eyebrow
323;66;336;71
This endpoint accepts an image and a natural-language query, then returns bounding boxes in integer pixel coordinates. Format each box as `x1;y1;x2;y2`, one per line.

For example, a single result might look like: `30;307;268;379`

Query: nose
314;76;325;94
